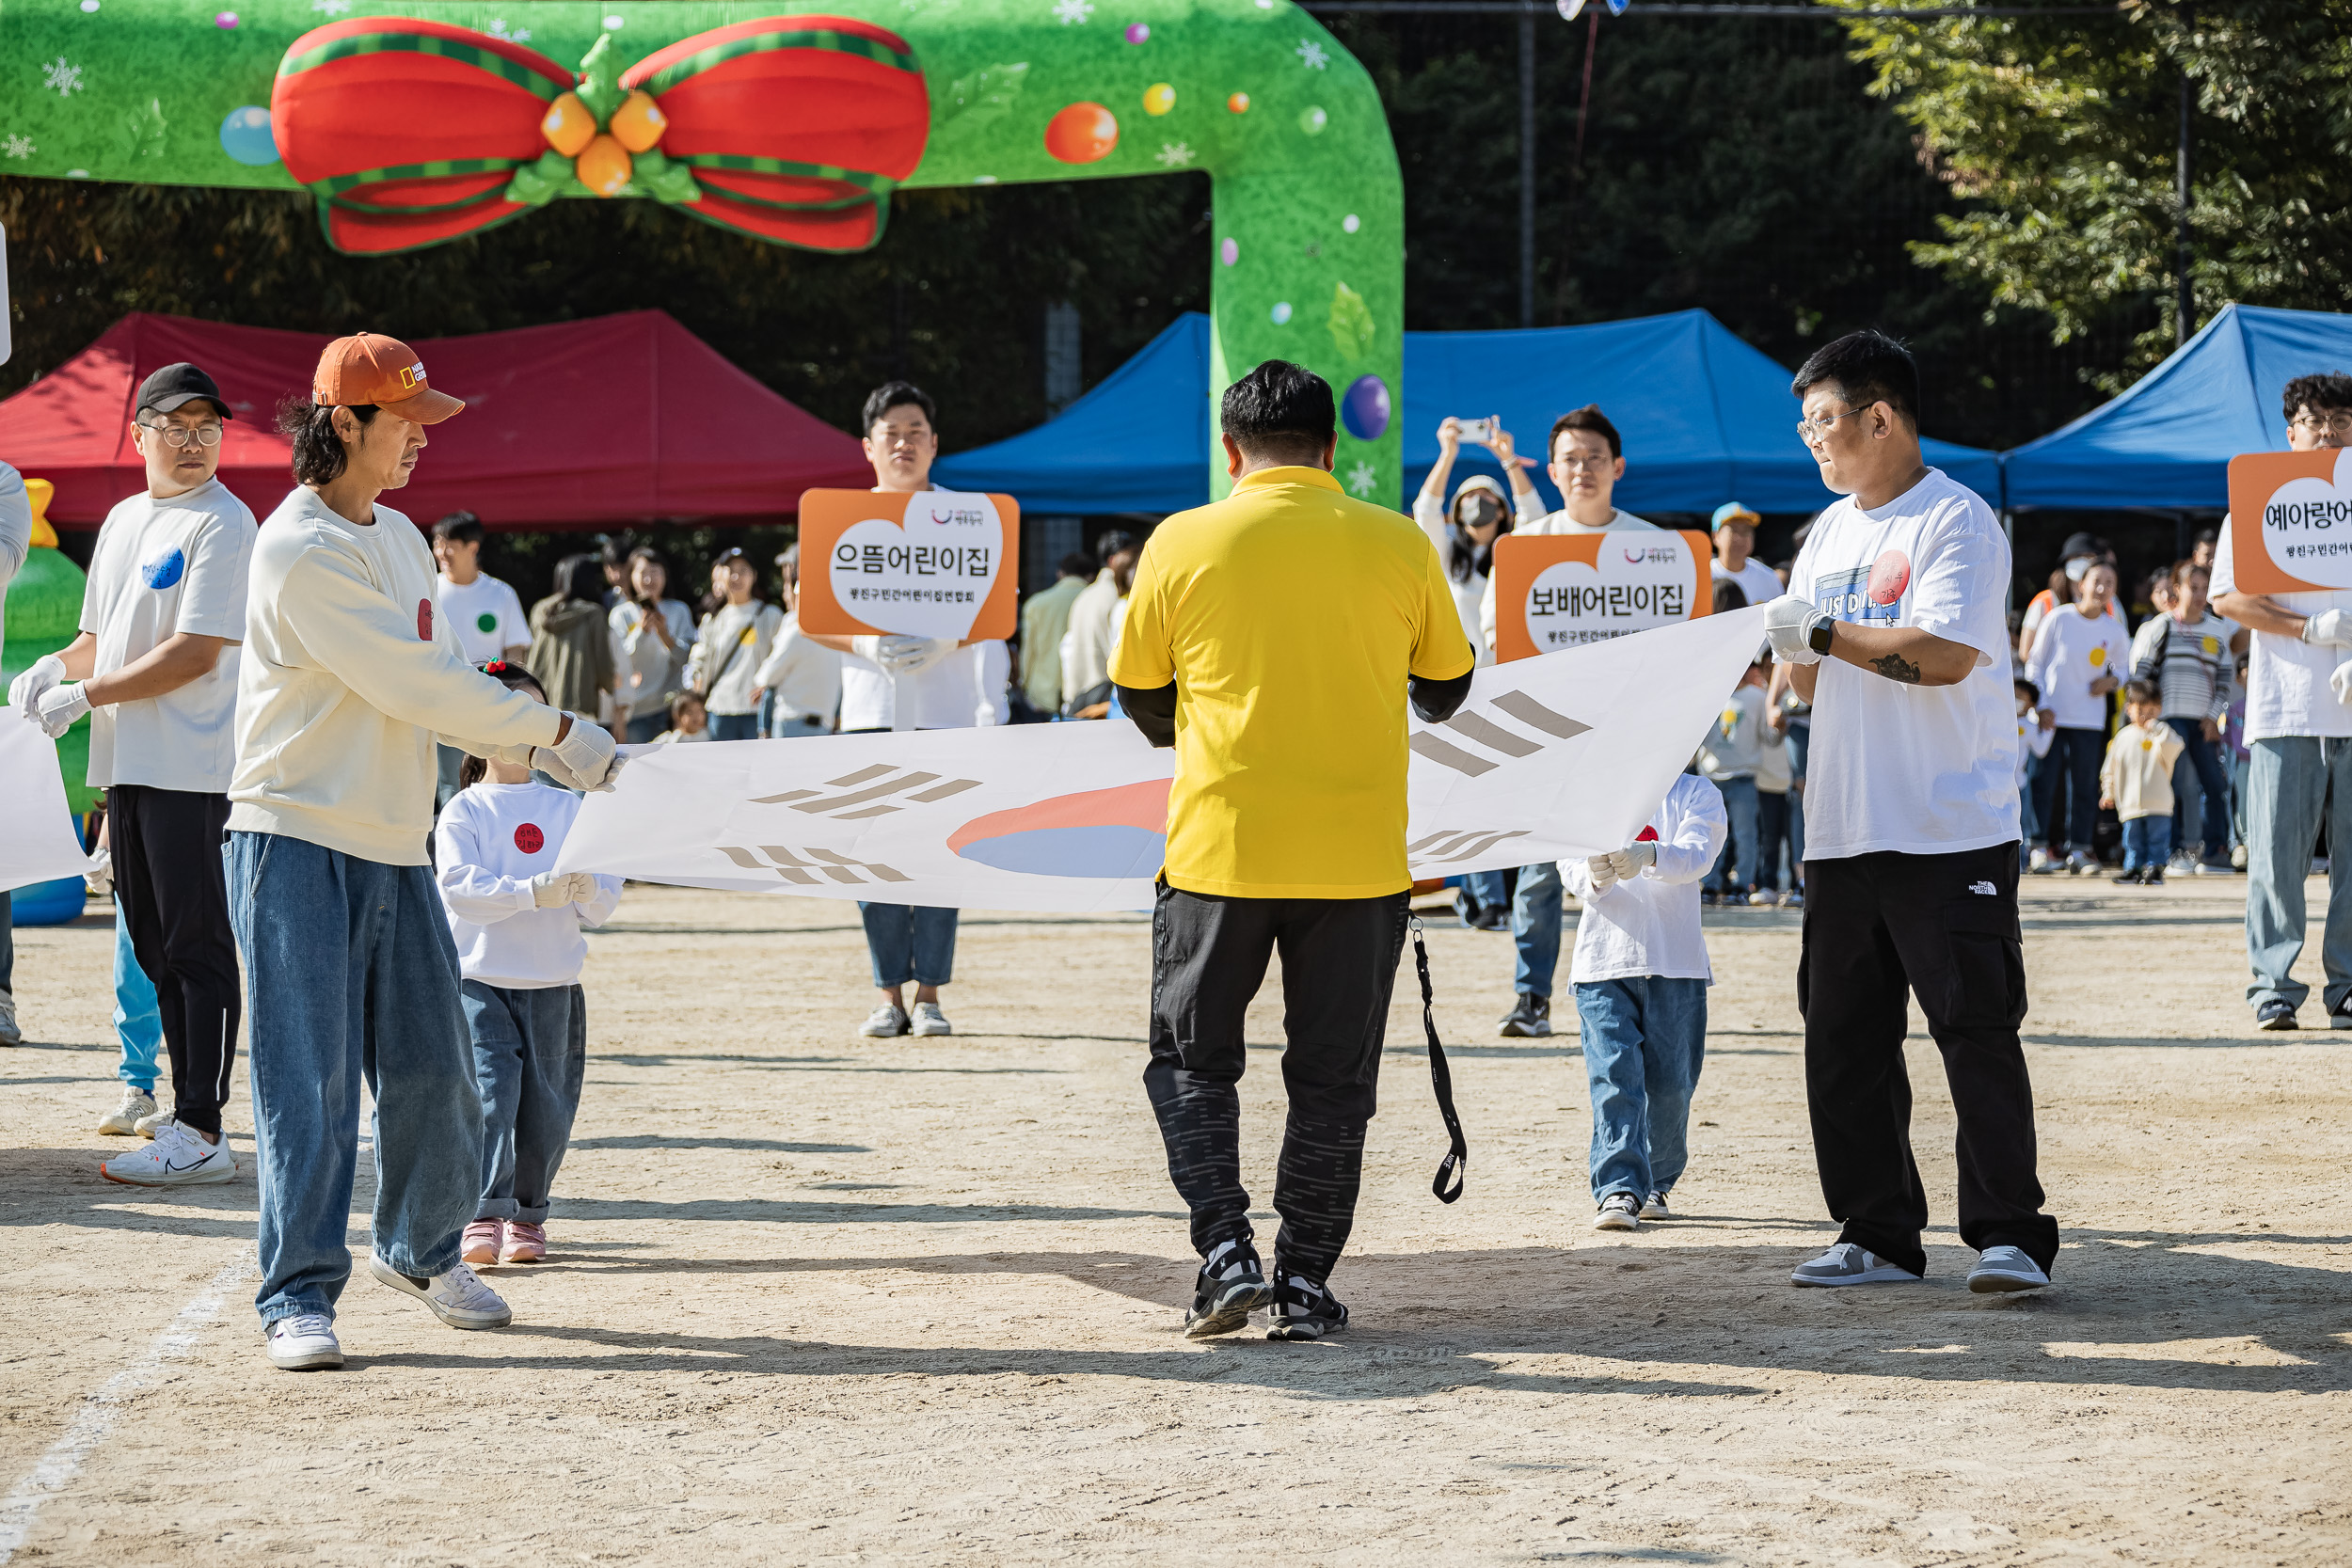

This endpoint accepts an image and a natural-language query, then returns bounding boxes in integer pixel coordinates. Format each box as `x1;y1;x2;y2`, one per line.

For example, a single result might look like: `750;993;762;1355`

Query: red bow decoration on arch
271;15;930;256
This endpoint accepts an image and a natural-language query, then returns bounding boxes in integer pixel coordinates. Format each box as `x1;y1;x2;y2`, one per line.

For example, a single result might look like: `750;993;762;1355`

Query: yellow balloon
1143;82;1175;116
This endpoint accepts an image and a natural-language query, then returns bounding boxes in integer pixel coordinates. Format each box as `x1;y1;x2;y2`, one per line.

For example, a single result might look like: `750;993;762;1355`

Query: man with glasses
2210;372;2352;1029
1477;404;1656;1039
1764;329;2057;1296
8;363;255;1180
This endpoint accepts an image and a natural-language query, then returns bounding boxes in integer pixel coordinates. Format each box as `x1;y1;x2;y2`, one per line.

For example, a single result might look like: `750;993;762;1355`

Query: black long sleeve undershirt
1117;666;1474;750
1408;666;1474;724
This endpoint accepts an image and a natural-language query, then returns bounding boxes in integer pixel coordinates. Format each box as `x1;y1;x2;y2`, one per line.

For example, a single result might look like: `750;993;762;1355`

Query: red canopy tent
0;309;871;529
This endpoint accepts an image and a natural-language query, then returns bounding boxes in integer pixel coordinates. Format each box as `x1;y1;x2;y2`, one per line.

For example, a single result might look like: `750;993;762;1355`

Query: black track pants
1797;842;2058;1276
1143;884;1408;1285
111;785;241;1137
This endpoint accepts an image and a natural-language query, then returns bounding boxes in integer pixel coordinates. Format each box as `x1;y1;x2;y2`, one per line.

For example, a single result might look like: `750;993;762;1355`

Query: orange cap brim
379;385;465;425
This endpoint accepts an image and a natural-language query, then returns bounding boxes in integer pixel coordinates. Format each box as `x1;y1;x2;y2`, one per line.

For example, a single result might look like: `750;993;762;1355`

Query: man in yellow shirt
1109;360;1474;1341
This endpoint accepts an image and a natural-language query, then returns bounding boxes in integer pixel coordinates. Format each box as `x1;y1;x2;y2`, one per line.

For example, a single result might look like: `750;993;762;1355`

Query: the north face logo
1969;880;1997;895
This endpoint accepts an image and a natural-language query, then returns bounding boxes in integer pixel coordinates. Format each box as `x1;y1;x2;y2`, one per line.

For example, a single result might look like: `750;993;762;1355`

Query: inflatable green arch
2;0;1404;502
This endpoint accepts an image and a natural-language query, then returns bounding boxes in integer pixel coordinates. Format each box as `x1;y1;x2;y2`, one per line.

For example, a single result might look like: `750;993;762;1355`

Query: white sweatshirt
1559;773;1726;984
229;488;563;865
2023;604;2132;731
433;781;622;989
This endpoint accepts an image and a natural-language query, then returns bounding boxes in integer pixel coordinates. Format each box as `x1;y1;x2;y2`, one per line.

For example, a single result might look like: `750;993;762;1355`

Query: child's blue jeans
1574;976;1708;1202
2122;815;2173;871
113;896;162;1093
465;980;587;1225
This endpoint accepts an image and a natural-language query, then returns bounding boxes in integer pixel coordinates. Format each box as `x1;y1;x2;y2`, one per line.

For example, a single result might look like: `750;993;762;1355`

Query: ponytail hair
456;660;548;790
278;396;378;486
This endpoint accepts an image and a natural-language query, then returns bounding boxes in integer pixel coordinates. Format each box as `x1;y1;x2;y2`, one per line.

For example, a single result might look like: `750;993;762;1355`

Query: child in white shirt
655;689;713;745
1559;772;1728;1231
434;662;623;1266
2013;674;2056;863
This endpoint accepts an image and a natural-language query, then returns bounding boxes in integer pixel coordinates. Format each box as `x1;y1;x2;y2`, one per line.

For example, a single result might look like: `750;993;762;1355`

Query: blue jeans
1786;721;1809;877
2231;750;2249;847
2038;727;2105;852
465;981;585;1225
1708;776;1759;892
2121;816;2172;871
709;712;759;741
226;832;485;1323
2245;737;2352;1013
861;902;959;987
113;896;162;1093
2163;718;2230;859
1456;869;1509;921
1574;976;1708;1201
1511;861;1562;998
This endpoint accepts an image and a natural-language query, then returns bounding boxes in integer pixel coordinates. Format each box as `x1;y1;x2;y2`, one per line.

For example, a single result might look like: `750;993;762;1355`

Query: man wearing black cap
9;363;255;1181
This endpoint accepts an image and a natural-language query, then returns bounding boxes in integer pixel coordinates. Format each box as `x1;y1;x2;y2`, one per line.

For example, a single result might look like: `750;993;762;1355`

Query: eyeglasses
2291;411;2352;436
1554;454;1613;471
1796;405;1870;443
140;420;223;448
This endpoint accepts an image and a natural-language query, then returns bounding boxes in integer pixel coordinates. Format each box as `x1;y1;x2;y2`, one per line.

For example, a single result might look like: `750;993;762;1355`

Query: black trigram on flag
751;764;982;819
1407;828;1532;864
718;845;913;886
1406;691;1592;778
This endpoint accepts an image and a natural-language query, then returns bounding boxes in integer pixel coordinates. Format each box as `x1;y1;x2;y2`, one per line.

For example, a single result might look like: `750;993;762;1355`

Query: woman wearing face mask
2024;560;2133;874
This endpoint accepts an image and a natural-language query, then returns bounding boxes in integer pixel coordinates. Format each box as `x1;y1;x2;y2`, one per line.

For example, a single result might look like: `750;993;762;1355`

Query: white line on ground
0;1247;255;1563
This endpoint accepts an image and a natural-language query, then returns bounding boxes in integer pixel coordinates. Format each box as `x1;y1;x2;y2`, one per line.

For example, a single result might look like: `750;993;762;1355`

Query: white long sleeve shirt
230;488;563;865
2023;604;2132;731
686;599;783;716
1411;483;1549;666
0;463;31;625
1559;772;1726;984
750;610;843;724
839;640;1009;732
433;781;622;989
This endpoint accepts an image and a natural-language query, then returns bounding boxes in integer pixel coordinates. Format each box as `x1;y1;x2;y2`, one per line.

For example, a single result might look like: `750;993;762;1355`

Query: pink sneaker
500;1222;547;1264
460;1219;502;1266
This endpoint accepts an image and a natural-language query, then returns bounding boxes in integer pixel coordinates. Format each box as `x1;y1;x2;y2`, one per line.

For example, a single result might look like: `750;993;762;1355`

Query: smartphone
1454;417;1496;444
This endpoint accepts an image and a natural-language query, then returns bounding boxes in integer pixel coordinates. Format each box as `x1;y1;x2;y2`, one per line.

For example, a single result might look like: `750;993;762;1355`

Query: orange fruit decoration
1226;91;1249;114
540;90;596;156
1043;101;1119;164
575;134;633;197
609;88;668;153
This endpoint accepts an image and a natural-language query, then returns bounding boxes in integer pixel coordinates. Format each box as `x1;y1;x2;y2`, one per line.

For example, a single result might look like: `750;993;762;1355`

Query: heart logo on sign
1523;542;1695;653
829;491;1006;641
2264;448;2352;590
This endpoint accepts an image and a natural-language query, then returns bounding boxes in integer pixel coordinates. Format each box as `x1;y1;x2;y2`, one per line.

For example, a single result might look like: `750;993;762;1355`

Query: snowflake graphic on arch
1295;37;1330;70
1153;141;1194;168
310;0;351;11
486;17;532;40
1053;0;1093;23
1346;460;1378;497
4;135;33;160
42;57;86;97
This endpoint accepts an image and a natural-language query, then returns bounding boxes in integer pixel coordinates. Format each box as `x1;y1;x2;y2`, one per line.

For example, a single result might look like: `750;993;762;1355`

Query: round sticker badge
477;611;499;634
141;546;186;591
2089;646;2106;668
514;823;545;854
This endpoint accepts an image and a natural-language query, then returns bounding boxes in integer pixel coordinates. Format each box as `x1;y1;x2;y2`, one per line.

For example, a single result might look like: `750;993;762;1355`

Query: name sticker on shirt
2228;449;2352;592
798;488;1021;642
1491;531;1712;661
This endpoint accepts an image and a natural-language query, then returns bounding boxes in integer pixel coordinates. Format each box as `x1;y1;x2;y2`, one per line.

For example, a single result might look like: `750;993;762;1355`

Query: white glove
2332;659;2352;707
530;869;596;908
531;718;622;792
1763;594;1834;665
34;682;90;738
1606;840;1659;881
9;654;65;720
84;847;114;898
2304;610;2352;647
1583;853;1618;894
877;634;956;674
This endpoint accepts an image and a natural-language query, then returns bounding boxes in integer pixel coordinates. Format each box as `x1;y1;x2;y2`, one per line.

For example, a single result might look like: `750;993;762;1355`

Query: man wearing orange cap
227;332;622;1373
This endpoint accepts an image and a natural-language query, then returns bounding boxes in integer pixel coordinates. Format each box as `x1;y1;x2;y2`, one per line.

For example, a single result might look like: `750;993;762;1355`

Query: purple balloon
1341;374;1391;442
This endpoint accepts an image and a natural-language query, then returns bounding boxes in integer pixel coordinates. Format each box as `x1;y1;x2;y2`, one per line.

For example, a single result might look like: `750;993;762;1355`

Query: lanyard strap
1410;915;1469;1204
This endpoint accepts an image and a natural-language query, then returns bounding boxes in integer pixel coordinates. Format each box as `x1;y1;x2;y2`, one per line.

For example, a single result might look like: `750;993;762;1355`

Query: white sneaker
2026;847;2055;875
366;1254;513;1329
1592;1193;1641;1231
98;1086;157;1136
1789;1242;1918;1287
0;989;17;1046
100;1121;234;1186
860;1004;909;1038
264;1312;344;1370
1639;1191;1671;1220
2067;852;2099;876
910;1001;953;1037
1966;1244;2051;1294
134;1106;174;1139
1746;889;1780;907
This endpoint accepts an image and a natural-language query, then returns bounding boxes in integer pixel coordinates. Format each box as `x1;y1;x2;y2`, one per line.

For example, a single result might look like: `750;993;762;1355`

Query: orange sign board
798;488;1021;641
2226;450;2352;594
1491;530;1713;662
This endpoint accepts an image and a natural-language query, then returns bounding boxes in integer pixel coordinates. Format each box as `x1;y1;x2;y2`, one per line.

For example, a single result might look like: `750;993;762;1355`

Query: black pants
1145;884;1408;1285
2037;727;2104;852
1797;842;2058;1276
112;785;241;1136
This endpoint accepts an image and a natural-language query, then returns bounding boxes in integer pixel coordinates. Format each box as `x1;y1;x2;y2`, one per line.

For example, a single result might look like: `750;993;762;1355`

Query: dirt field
2;872;2348;1565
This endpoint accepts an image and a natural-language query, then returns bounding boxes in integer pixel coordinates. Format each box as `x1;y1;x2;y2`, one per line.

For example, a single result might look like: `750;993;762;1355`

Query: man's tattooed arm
1868;652;1923;685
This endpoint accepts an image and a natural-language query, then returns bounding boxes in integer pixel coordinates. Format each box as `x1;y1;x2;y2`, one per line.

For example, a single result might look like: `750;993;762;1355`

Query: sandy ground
2;871;2348;1566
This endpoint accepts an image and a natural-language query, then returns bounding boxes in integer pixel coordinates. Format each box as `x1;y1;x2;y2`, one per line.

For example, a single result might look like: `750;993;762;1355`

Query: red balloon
1044;102;1119;164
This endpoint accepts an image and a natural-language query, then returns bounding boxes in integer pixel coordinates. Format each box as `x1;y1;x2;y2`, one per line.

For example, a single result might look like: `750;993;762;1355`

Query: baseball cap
312;331;464;424
135;362;232;420
1711;500;1761;531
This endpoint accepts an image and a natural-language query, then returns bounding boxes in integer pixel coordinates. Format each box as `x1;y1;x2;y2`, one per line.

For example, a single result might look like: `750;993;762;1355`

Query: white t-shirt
1788;468;2020;860
78;479;257;793
2023;604;2131;730
436;572;529;664
1558;773;1726;984
2210;517;2352;741
839;641;1010;732
1711;556;1783;612
433;780;622;989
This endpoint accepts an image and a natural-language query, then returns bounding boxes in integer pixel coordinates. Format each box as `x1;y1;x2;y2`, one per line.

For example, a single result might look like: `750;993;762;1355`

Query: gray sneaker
1966;1244;2050;1293
1639;1191;1671;1220
1498;992;1551;1038
264;1312;344;1371
0;989;18;1047
1789;1242;1918;1288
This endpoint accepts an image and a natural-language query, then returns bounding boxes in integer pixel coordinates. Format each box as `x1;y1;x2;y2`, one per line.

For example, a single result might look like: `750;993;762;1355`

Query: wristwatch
1807;616;1835;657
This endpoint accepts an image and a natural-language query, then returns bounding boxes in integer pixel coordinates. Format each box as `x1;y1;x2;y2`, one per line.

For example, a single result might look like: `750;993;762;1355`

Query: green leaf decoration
1327;281;1375;362
938;61;1027;130
574;32;623;123
504;150;574;208
632;148;702;206
117;98;167;162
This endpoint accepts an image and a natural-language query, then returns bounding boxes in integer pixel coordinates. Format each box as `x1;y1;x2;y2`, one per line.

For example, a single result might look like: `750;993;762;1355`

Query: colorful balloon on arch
3;0;1404;505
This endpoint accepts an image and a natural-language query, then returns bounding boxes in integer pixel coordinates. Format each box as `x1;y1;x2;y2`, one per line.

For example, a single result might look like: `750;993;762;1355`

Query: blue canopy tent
938;308;2002;515
2004;304;2352;510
